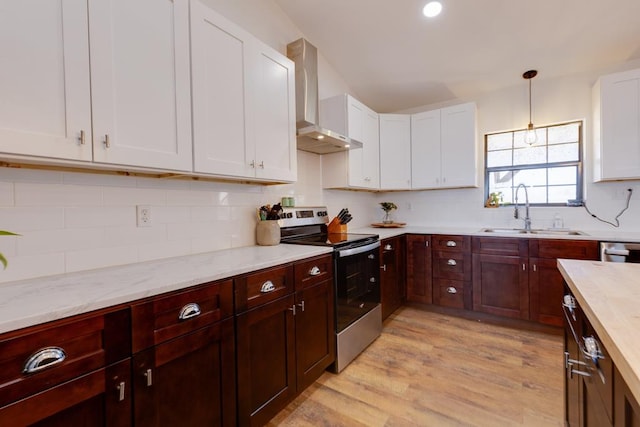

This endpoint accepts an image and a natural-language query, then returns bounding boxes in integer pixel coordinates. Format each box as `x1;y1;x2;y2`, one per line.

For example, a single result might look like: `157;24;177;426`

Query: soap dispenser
553;213;564;229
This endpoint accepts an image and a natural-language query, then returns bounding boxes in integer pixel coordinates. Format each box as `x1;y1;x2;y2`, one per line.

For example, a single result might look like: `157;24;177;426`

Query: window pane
487;149;512;167
548;143;579;162
513;168;546;187
514;129;547;148
514;146;546;165
487;133;512;150
488;171;513;202
548;185;576;203
548;166;577;185
548;123;579;145
527;186;548;204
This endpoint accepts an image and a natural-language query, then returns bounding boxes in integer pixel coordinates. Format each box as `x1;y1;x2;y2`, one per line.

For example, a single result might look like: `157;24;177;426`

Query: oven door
334;241;381;332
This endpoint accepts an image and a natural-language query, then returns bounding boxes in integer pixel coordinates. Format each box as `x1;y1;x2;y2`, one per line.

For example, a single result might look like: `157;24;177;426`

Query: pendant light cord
528;79;532;125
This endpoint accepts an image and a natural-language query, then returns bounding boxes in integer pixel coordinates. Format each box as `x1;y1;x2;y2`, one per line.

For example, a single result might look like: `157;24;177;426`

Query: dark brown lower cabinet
0;359;131;427
236;294;297;427
614;367;640;427
472;253;529;319
132;319;236;427
405;234;432;304
380;236;405;319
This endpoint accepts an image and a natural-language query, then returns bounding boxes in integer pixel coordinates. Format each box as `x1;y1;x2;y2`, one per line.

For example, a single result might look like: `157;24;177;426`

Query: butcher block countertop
558;259;640;404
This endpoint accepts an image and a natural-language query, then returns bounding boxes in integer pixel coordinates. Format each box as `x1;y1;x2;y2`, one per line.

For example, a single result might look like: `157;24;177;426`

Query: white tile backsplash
15;182;103;206
0;182;14;206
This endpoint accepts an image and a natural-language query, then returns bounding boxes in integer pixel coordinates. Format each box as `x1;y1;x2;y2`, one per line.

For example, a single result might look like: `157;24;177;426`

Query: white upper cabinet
89;0;193;171
0;0;92;161
593;68;640;181
190;1;296;182
411;102;477;189
321;94;379;189
379;114;411;190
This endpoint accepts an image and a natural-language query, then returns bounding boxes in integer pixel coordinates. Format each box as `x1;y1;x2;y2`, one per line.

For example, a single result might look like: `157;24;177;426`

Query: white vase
256;220;280;246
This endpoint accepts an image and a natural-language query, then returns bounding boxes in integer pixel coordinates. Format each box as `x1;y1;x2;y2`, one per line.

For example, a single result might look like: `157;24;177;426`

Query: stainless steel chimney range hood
286;38;362;154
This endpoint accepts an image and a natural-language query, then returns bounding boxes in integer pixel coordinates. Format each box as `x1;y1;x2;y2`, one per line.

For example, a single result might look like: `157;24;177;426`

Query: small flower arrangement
1;230;19;269
379;202;397;224
486;192;503;208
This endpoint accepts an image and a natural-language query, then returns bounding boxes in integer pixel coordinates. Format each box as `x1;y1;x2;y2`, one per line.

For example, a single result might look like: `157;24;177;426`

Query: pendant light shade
523;69;538;145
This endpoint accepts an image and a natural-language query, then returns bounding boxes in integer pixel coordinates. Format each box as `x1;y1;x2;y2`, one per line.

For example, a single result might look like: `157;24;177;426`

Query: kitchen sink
480;228;587;236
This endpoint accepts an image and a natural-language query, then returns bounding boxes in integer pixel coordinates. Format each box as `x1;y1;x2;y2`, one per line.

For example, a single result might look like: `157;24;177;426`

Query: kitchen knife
336;208;347;221
342;214;352;224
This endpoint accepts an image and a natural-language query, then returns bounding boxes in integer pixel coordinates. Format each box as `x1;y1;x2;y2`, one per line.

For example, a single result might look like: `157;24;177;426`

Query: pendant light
523;69;538;145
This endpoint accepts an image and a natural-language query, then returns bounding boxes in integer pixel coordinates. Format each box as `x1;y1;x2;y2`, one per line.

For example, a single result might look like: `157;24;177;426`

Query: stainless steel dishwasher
600;242;640;263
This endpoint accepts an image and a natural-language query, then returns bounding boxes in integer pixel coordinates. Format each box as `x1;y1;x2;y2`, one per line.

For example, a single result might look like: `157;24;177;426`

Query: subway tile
102;225;167;247
0;253;66;284
0;168;64;184
65;206;133;228
0;182;14;206
136;176;191;190
166;189;217;206
0;207;65;231
102;186;166;206
191;206;231;222
154;206;191;224
62;171;138;188
138;239;192;262
15;182;102;206
65;245;139;273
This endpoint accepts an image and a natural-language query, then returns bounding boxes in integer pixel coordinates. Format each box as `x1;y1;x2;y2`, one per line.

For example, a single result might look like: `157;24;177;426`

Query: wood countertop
557;259;640;404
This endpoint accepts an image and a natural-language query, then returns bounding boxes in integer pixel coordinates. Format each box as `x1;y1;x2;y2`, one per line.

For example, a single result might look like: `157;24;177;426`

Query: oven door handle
337;241;381;257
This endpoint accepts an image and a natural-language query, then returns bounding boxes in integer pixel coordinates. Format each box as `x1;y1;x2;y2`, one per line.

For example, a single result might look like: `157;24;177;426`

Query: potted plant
379;202;397;224
486;192;503;208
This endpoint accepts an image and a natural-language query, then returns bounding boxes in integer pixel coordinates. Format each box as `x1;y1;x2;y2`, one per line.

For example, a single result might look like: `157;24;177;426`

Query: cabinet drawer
529;239;598;259
132;279;233;353
433;251;471;281
581;324;613;423
294;254;333;290
235;264;295;313
472;236;528;256
433;279;470;309
431;235;470;252
0;307;130;408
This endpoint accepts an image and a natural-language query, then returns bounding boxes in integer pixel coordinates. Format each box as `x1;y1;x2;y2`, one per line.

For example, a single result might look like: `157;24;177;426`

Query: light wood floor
268;306;564;426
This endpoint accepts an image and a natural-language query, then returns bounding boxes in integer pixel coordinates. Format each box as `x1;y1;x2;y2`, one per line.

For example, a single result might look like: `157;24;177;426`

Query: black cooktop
282;232;378;249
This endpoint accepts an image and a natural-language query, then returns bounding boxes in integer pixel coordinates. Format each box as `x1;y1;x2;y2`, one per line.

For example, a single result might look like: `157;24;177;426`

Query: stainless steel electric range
279;206;381;373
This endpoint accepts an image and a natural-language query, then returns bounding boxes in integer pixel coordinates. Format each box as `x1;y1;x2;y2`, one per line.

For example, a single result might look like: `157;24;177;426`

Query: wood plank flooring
268;306;564;426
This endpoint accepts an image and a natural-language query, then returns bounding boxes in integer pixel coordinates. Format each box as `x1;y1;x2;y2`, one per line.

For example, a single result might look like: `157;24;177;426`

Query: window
485;121;583;206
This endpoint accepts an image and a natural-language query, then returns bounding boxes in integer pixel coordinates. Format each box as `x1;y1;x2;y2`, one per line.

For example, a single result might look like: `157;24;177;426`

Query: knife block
327;218;347;234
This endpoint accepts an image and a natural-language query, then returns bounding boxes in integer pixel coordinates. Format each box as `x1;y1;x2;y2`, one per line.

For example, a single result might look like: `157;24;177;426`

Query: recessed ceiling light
423;1;442;18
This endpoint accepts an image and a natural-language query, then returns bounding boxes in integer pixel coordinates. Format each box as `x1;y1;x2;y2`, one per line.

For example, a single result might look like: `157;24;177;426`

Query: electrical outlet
136;205;152;227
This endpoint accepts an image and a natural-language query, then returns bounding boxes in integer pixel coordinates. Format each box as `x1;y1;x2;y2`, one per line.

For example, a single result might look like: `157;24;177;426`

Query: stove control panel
279;206;330;228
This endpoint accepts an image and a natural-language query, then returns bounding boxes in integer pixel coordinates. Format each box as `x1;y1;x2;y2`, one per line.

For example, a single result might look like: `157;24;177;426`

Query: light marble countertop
558;259;640;404
0;244;332;335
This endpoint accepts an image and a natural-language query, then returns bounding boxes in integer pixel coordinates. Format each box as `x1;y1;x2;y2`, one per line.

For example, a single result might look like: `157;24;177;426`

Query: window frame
484;121;584;207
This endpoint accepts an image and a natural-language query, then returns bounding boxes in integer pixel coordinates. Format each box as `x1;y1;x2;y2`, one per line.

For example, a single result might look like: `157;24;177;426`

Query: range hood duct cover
286;38;362;154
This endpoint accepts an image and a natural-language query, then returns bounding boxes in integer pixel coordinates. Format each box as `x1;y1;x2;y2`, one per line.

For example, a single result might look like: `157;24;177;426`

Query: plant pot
256;220;280;246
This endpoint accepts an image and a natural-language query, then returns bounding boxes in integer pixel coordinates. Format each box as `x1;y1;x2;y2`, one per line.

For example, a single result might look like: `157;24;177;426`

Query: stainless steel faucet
514;183;532;231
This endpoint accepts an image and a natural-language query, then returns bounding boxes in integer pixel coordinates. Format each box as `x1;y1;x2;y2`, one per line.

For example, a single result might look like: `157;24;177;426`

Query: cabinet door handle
380;264;387;272
447;259;457;266
532;264;537;272
288;304;296;316
384;244;393;251
104;134;110;148
79;129;86;145
297;301;305;312
259;161;265;169
446;287;457;294
309;266;321;276
23;346;67;374
144;368;153;387
250;160;256;168
522;263;526;271
446;240;456;247
260;280;275;293
117;381;126;402
178;303;201;321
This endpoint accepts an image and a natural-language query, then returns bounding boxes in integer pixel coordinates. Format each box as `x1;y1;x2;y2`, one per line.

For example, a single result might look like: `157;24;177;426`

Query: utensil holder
327;218;347;234
256;220;280;246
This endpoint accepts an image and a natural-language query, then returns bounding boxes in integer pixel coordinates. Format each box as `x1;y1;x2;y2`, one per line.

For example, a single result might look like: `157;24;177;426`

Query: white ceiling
274;0;640;113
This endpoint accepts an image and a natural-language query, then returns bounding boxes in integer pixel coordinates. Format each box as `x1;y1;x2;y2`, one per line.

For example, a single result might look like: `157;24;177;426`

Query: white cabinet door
440;103;477;188
89;0;192;171
411;109;441;189
252;42;297;182
595;68;640;180
191;1;252;177
379;114;411;190
363;108;380;188
0;0;92;161
346;97;367;187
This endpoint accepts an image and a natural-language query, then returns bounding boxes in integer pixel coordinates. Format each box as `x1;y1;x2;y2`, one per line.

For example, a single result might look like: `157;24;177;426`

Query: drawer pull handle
144;368;153;387
178;303;201;320
446;287;457;294
446;240;457;247
117;381;126;401
309;266;321;276
447;259;457;266
261;280;276;293
23;347;67;374
384;244;393;250
297;301;305;312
